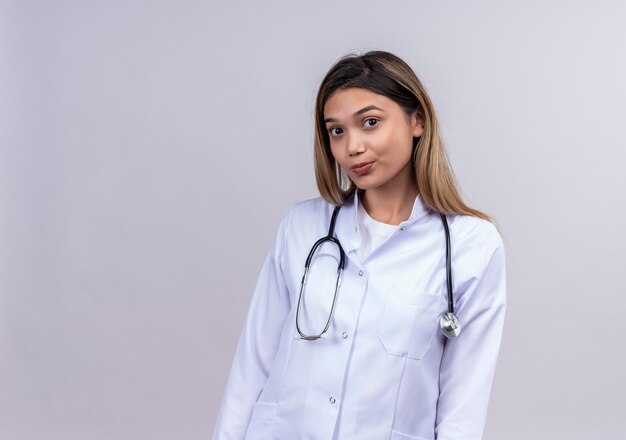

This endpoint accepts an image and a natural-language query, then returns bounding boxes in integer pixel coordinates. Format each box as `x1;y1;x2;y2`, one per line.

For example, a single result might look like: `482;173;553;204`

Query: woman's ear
412;110;424;137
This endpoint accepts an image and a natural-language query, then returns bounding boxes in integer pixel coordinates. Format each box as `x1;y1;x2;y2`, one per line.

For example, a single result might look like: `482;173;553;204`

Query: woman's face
323;87;423;193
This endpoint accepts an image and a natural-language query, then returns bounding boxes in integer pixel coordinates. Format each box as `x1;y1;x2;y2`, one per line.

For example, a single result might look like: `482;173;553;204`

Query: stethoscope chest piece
439;312;461;339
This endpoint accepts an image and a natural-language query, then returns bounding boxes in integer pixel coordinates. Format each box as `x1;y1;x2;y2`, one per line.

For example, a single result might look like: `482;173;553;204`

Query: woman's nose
347;133;365;156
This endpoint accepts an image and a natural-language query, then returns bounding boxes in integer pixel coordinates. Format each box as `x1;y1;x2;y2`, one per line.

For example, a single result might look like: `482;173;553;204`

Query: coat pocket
378;291;442;360
390;429;433;440
245;401;277;439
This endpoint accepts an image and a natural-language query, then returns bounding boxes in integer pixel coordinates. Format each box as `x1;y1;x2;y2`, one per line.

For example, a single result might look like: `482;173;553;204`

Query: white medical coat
213;190;507;440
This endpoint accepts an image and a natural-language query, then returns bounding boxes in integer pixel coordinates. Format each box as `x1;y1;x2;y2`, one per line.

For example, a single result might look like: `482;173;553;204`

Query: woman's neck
359;182;419;226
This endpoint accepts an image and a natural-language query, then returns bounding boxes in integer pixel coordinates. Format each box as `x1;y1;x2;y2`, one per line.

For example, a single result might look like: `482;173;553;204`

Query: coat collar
334;188;433;254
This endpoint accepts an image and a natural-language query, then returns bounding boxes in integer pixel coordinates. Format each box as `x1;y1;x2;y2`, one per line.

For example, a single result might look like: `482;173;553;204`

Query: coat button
329;397;336;404
358;270;364;276
400;226;405;231
342;332;348;339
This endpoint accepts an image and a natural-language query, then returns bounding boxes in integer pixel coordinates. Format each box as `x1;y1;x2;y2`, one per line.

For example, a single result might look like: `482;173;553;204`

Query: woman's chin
352;177;380;191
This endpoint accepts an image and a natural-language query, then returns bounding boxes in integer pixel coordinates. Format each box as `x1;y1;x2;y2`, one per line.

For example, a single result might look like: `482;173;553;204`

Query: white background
1;1;625;438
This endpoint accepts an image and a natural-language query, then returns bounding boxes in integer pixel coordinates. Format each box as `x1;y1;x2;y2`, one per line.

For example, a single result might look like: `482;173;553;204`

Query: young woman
212;50;506;440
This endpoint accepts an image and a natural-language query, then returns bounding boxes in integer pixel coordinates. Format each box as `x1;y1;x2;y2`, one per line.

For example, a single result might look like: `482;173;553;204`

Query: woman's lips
351;161;374;176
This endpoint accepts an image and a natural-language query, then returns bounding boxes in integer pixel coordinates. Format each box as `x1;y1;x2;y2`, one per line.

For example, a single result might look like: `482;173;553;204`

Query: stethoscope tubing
296;203;461;341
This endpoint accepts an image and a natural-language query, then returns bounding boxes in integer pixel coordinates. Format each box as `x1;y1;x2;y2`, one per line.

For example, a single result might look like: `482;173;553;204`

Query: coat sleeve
212;207;293;440
435;224;507;440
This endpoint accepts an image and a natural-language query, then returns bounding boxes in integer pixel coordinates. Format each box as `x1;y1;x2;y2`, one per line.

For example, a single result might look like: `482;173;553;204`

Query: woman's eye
364;118;379;128
329;127;343;136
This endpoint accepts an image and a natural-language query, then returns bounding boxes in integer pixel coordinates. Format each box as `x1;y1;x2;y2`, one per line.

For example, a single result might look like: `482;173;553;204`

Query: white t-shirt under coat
355;194;401;262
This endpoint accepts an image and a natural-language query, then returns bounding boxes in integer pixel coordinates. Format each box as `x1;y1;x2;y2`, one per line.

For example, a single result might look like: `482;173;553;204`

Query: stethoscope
295;204;461;341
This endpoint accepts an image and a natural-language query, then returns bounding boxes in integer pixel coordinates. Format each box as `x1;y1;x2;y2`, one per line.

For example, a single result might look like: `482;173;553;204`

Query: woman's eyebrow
324;105;385;123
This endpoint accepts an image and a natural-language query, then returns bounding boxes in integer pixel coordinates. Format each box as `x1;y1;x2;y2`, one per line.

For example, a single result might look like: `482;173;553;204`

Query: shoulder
446;212;504;262
284;196;334;225
290;195;329;214
271;197;337;260
273;196;333;238
447;213;501;241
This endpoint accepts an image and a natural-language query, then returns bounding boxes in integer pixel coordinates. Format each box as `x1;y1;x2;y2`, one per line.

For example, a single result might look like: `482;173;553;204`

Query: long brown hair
313;50;494;224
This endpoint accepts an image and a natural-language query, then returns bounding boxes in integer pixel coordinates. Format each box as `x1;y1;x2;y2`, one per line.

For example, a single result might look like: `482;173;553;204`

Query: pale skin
324;87;424;226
